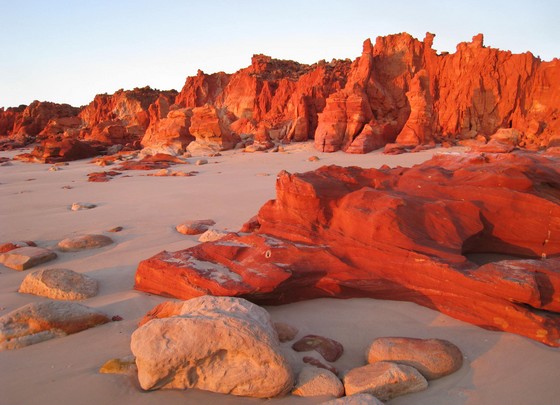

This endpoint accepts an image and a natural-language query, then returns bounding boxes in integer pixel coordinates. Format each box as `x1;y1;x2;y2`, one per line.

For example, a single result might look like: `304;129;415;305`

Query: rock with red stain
134;151;560;346
0;105;25;136
0;301;109;351
0;241;37;254
292;335;344;362
87;171;122;182
175;56;350;148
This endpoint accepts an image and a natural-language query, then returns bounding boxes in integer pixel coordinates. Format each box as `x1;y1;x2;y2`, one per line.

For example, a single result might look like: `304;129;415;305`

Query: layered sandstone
80;86;177;146
3;32;559;158
315;33;560;152
135;151;560;346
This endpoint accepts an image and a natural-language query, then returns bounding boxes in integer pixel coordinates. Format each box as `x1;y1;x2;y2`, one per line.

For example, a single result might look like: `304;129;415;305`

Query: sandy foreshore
1;142;558;404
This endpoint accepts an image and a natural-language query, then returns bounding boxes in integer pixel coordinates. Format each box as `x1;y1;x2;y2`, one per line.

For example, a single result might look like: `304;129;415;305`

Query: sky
0;0;558;108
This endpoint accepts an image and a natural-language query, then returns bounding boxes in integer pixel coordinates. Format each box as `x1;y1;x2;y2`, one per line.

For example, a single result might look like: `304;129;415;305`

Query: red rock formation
12;101;80;137
135;152;560;346
79;87;177;146
141;108;194;154
1;102;80;150
25;138;100;163
2;32;559;155
174;56;350;146
0;106;25;135
315;33;560;153
187;105;239;152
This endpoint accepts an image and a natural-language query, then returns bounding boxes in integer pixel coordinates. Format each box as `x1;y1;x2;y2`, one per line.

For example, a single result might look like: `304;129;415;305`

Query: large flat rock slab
57;234;113;252
19;268;98;300
0;301;109;351
0;247;57;270
134;152;560;346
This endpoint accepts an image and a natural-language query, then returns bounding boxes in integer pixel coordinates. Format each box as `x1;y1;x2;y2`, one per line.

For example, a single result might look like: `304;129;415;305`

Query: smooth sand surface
1;143;558;405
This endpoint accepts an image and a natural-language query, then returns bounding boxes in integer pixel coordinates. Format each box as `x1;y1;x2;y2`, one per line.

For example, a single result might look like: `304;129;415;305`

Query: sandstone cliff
3;32;559;158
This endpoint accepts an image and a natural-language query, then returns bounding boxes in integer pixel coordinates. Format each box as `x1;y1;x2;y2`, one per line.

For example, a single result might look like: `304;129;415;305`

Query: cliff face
4;32;559;157
315;33;559;152
170;33;559;153
174;55;350;143
79;86;177;146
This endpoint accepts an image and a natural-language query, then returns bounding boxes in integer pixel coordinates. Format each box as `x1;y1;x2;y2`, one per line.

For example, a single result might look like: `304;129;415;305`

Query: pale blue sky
0;0;558;108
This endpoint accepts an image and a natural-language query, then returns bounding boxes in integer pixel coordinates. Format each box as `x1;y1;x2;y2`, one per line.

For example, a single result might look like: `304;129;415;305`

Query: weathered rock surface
3;101;80;139
57;235;113;251
292;366;344;398
20;138;101;163
0;301;109;350
141;108;194;154
3;33;559;157
0;241;36;253
0;247;57;270
366;337;463;380
18;268;98;300
130;296;294;397
292;335;344;362
135;152;560;346
198;229;230;243
316;33;560;153
175;219;216;235
80;87;177;146
343;362;428;401
321;393;385;405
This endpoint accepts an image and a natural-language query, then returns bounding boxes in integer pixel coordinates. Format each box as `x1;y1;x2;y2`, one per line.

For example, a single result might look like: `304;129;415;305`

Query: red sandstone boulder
16;138;100;163
135;151;560;346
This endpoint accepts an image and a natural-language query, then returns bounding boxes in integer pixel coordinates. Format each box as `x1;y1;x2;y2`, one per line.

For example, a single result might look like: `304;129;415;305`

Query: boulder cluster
0;233;117;350
127;296;464;402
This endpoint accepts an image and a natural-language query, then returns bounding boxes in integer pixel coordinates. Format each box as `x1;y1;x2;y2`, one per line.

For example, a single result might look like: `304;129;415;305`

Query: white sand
0;143;558;405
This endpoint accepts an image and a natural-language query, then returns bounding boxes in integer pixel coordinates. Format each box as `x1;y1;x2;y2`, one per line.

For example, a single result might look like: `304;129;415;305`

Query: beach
1;143;559;405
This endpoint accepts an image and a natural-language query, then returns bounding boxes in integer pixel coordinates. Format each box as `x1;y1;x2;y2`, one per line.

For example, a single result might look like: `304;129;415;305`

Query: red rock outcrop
315;33;560;153
79;86;177;146
0;106;26;136
135;151;560;346
12;101;80;137
174;55;350;146
1;102;80;150
2;32;558;156
141;108;194;154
